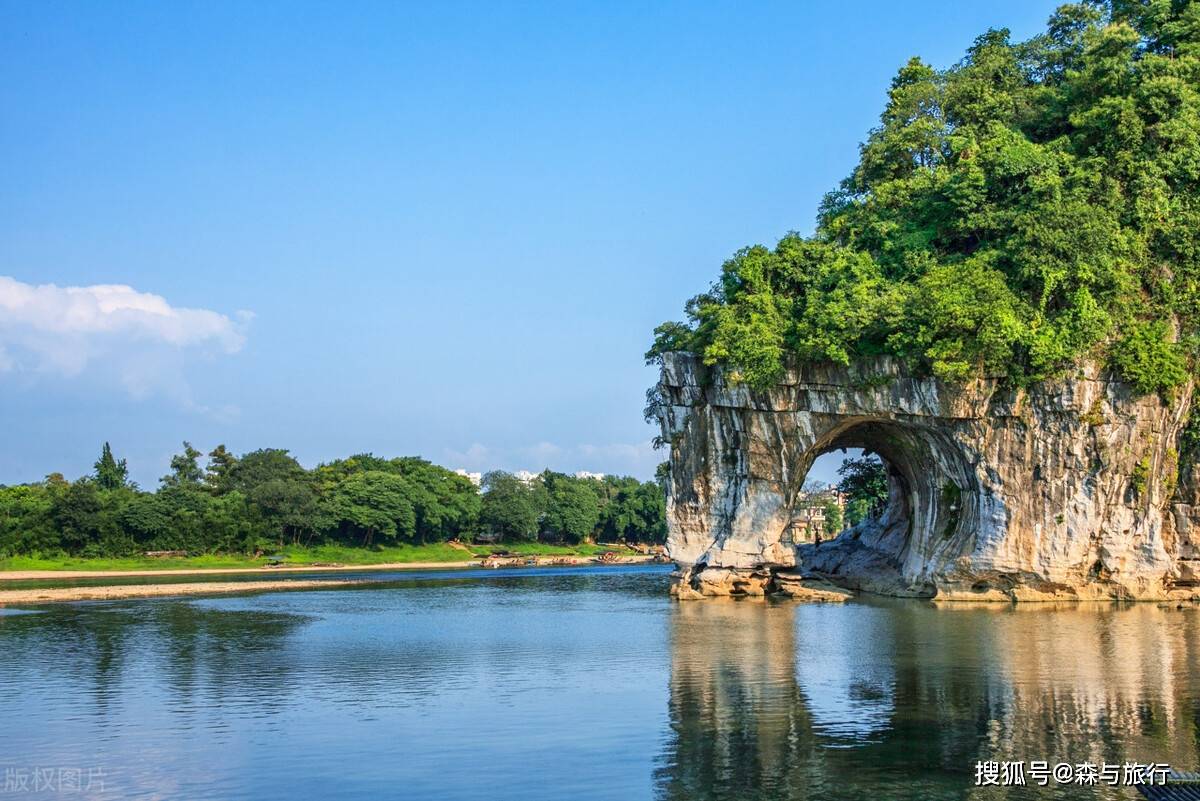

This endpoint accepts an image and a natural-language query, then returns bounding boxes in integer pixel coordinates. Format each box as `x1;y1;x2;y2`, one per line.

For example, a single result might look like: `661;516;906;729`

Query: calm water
1;565;1198;800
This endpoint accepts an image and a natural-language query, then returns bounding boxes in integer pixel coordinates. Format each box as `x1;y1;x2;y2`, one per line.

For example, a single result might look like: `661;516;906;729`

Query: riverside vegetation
0;443;666;569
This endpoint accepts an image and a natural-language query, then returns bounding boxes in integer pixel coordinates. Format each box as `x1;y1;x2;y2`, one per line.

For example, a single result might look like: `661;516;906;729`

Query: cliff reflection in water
2;571;1199;801
656;599;1200;801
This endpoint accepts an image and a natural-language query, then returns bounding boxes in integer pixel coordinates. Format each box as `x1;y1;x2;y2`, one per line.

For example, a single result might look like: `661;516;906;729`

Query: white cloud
522;440;563;464
442;442;492;470
0;276;249;407
578;441;658;463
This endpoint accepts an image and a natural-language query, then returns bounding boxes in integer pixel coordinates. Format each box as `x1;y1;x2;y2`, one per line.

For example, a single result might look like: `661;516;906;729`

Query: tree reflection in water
656;599;1200;801
1;575;1198;801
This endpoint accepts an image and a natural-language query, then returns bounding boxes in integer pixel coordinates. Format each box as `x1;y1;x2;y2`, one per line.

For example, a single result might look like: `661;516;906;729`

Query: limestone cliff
650;352;1200;601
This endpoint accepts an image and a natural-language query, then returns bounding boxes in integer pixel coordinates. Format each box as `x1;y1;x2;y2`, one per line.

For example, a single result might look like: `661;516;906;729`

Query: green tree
837;456;890;518
327;471;415;546
93;442;129;491
480;471;541;541
117;493;171;547
0;484;55;556
202;491;254;553
542;473;601;543
51;480;102;553
822;501;844;536
224;449;307;493
389;457;480;543
251;478;320;545
1111;320;1189;396
314;455;481;542
845;498;873;527
162;442;204;488
218;449;318;543
205;444;239;493
594;475;667;543
151;486;220;553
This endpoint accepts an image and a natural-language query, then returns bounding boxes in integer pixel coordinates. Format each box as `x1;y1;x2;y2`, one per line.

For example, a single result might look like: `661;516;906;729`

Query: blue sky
0;0;1061;487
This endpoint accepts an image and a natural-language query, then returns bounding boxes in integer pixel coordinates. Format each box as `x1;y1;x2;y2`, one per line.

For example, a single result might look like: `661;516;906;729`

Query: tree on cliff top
648;1;1200;396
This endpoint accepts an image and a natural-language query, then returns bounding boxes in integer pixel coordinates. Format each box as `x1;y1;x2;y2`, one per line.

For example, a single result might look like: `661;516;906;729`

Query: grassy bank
0;542;641;573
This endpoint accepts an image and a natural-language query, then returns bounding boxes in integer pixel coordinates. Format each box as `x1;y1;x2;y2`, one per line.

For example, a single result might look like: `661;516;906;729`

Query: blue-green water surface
1;565;1197;800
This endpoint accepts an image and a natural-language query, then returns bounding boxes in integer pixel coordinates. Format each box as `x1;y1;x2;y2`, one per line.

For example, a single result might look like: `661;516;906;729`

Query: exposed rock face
651;353;1200;601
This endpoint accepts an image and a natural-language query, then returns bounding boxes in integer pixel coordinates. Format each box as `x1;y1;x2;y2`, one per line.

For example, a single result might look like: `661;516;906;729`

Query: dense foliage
480;469;667;545
821;500;844;536
837;456;890;526
0;444;666;558
649;1;1200;395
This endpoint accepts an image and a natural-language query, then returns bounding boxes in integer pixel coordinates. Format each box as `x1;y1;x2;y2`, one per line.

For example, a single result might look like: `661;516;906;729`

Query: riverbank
0;552;661;604
0;577;368;604
0;561;483;581
0;542;654;579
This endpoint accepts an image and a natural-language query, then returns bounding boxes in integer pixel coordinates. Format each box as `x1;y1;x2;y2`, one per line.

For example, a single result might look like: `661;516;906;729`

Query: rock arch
798;419;981;585
652;353;1200;601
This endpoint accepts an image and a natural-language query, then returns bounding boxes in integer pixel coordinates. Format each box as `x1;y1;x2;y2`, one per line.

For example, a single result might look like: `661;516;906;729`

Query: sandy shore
0;555;654;582
0;561;482;581
0;555;660;604
0;578;366;605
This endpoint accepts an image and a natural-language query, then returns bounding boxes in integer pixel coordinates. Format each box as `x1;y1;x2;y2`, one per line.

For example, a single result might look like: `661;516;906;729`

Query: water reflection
1;570;1198;801
656;601;822;800
0;602;310;716
0;570;675;801
658;599;1200;801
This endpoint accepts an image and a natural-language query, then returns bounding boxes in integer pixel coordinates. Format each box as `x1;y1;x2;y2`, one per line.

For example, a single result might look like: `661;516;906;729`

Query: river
0;564;1197;800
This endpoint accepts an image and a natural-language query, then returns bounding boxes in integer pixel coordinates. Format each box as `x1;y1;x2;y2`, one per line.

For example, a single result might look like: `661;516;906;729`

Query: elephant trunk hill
651;353;1200;602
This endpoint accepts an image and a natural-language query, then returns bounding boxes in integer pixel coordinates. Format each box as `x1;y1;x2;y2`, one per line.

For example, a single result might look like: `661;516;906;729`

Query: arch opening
786;418;978;590
780;447;886;547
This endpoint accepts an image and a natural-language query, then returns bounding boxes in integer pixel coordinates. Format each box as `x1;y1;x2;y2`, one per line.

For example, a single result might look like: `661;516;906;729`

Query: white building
514;470;541;485
453;469;482;487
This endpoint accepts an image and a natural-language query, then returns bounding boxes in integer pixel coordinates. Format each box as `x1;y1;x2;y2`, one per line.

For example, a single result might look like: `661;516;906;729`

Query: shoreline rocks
669;566;852;602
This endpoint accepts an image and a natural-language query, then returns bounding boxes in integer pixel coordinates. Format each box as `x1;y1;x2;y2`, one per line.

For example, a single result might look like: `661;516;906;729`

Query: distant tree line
0;443;667;558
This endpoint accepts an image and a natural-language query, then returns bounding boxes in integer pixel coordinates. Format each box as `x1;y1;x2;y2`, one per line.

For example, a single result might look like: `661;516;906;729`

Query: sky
0;0;1063;488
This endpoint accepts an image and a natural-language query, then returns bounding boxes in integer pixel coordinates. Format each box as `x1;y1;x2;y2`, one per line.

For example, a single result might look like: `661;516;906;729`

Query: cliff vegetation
648;1;1200;396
